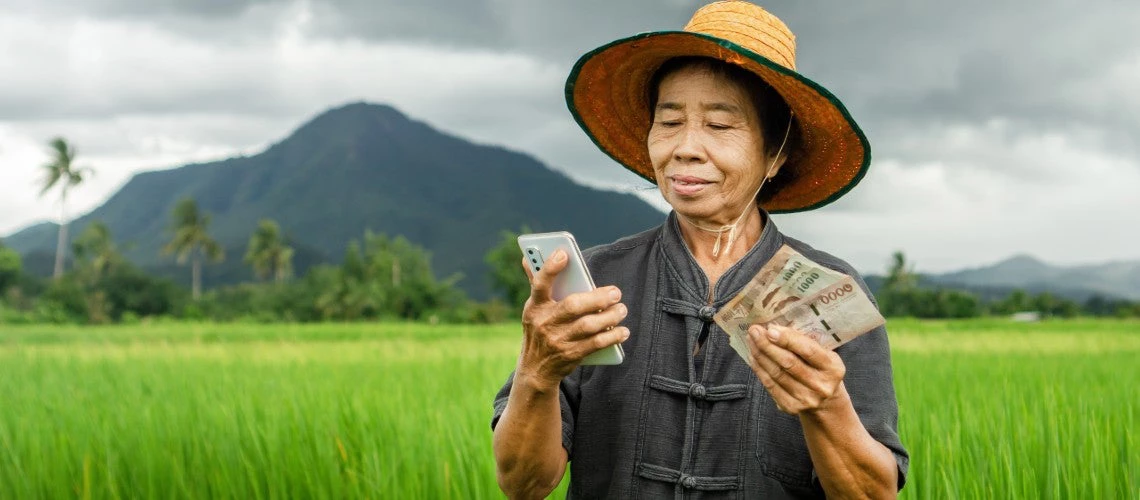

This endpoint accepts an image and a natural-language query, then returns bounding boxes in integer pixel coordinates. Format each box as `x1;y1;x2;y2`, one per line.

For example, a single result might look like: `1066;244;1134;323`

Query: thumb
529;248;569;304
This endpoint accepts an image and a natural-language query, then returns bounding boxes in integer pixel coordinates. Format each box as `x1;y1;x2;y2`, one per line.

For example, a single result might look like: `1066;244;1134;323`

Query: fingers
752;365;802;414
762;324;833;371
749;326;815;393
554;286;622;324
566;301;628;340
748;325;846;411
573;326;630;360
528;249;570;304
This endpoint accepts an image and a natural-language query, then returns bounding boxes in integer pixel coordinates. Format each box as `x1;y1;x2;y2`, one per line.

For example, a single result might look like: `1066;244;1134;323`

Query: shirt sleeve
835;277;911;490
491;369;582;457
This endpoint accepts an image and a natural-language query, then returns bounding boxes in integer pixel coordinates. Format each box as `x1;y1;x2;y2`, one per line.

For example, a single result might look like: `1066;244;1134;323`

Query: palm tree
885;251;917;291
39;137;93;279
244;219;294;284
162;198;224;300
72;221;122;284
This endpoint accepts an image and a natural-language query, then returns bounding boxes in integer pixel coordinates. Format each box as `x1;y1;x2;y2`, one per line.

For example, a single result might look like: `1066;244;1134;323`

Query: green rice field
0;319;1136;499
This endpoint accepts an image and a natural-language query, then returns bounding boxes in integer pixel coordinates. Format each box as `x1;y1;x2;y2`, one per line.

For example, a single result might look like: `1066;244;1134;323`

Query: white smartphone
517;231;625;365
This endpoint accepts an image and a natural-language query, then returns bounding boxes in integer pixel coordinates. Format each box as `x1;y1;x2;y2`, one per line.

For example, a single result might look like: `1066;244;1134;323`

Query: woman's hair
646;56;800;203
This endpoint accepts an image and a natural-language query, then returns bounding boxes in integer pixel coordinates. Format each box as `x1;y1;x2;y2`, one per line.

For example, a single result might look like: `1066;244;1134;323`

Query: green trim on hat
564;31;872;214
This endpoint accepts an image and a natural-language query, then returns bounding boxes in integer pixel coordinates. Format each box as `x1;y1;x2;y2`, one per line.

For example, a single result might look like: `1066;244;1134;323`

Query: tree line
0;214;510;324
5;229;1139;324
875;252;1140;319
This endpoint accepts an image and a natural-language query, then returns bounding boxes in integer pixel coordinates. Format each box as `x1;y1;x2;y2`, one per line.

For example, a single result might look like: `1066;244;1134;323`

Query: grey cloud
306;0;507;49
11;113;289;159
767;0;1140;155
302;0;703;65
2;0;284;19
2;0;698;56
0;81;292;123
11;0;1138;126
1;0;300;46
4;0;1139;167
309;0;1140;160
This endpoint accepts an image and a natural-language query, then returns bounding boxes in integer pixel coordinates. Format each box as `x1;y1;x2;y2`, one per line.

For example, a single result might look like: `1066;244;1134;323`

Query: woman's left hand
747;324;847;415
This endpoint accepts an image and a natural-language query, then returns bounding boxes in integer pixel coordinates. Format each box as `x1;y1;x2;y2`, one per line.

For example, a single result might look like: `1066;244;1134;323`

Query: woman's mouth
669;175;712;196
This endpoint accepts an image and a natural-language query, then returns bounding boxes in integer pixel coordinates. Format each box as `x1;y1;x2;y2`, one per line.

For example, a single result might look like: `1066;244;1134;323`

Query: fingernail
617;303;627;316
622;328;631;340
554;250;566;262
609;289;621;301
766;327;780;342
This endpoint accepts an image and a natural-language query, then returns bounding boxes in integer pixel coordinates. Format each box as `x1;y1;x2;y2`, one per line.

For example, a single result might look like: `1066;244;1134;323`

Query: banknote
716;246;847;327
715;245;885;362
764;277;885;350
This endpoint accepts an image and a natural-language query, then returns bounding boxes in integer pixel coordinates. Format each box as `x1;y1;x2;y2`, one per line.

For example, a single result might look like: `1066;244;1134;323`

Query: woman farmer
491;2;908;498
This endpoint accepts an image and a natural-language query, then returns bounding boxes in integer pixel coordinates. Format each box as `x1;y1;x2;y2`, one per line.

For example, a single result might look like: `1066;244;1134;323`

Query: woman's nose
673;125;706;164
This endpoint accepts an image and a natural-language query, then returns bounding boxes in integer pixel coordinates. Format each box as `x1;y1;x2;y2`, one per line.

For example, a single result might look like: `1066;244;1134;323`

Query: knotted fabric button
698;305;716;322
688;383;706;399
680;475;697;489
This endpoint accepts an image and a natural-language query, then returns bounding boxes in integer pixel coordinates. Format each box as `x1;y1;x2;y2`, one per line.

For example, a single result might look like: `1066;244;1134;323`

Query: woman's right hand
517;249;630;388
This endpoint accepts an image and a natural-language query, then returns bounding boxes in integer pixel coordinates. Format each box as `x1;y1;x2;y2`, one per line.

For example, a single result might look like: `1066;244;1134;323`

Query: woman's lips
669;175;712;196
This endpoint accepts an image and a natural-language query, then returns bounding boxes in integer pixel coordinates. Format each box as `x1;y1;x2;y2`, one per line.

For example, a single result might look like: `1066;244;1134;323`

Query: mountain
930;255;1140;301
862;255;1140;302
4;102;666;298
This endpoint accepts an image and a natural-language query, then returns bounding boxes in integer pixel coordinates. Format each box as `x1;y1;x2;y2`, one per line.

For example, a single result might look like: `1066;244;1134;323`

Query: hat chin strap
678;117;792;259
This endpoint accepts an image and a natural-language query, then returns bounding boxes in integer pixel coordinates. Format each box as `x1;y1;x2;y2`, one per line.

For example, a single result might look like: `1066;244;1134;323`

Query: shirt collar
659;208;785;305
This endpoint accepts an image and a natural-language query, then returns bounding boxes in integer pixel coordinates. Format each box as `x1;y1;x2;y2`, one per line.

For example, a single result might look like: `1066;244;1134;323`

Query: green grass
888;319;1139;499
0;319;1136;498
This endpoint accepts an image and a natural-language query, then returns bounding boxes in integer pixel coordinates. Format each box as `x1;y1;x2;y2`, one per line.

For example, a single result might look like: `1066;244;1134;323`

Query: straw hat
565;1;870;213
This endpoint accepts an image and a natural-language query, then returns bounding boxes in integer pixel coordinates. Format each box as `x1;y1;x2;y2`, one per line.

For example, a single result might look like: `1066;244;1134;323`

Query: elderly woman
491;2;908;498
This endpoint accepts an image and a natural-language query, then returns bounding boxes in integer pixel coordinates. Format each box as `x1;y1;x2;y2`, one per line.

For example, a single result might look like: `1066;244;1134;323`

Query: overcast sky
1;0;1138;274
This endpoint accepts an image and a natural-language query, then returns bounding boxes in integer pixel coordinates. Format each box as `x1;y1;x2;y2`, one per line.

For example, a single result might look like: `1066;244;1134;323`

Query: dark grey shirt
492;211;909;499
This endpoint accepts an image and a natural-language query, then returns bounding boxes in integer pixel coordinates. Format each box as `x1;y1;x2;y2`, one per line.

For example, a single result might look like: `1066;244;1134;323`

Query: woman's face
647;66;781;223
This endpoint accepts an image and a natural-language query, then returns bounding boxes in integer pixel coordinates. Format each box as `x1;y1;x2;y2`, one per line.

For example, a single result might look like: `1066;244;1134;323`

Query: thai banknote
764;277;885;350
714;245;885;362
716;245;848;326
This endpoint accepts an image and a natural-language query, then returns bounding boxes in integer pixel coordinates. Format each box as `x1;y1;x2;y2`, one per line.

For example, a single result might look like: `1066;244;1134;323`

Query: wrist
799;382;853;424
514;366;562;396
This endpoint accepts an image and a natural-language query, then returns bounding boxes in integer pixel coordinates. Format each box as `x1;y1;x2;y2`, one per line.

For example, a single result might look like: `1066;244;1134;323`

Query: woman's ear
765;116;794;180
764;150;788;180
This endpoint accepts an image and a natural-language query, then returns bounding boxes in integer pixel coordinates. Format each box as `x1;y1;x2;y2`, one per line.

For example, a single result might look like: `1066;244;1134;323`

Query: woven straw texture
566;1;870;213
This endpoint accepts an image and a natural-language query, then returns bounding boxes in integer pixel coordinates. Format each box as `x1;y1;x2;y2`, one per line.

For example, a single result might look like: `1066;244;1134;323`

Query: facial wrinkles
651;114;765;208
653;109;749;164
648;68;775;223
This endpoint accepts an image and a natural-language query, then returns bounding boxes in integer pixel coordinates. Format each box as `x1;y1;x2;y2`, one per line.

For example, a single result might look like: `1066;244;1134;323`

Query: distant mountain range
3;102;665;299
932;255;1140;301
864;255;1140;302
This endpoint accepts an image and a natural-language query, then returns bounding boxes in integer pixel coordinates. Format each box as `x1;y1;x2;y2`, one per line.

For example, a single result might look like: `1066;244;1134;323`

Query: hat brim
565;31;871;214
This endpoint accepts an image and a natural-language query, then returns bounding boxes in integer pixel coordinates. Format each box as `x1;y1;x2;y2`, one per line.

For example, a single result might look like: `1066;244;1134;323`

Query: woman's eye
657;120;683;127
708;123;731;130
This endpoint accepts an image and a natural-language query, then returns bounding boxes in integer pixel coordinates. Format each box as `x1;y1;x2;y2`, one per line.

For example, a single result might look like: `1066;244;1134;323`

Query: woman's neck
676;206;764;293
